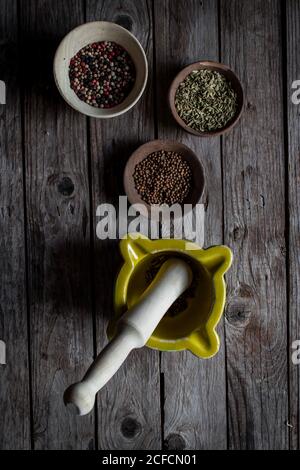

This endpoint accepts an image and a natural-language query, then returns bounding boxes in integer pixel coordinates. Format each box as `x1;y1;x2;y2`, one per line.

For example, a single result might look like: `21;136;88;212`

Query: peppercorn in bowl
54;21;148;118
169;61;244;137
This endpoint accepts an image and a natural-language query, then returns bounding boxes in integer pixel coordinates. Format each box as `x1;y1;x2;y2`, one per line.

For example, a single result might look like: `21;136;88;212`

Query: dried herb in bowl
175;69;238;132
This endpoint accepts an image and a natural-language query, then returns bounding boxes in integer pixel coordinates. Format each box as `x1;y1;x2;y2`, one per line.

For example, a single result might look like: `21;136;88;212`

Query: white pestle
64;258;193;416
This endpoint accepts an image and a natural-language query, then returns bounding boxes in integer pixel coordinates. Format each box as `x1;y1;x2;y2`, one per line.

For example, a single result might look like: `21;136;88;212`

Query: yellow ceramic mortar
109;234;233;359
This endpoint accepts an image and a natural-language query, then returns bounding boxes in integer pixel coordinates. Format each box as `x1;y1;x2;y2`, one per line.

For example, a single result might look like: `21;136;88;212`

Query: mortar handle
64;258;192;416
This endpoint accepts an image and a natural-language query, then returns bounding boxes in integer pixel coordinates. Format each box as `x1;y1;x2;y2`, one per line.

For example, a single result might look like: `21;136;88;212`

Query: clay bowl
54;21;148;118
169;60;244;137
124;140;205;220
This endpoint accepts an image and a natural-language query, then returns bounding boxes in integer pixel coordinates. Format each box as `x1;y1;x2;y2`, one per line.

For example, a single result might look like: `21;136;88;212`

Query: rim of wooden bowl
53;21;148;118
168;60;244;137
124;139;205;221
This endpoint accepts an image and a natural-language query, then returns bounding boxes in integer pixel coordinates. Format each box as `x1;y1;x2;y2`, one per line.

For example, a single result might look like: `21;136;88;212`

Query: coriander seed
133;150;192;206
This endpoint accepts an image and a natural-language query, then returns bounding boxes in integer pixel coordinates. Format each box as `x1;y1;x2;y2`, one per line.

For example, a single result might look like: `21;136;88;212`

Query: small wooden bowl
124;140;205;220
54;21;148;118
169;60;244;137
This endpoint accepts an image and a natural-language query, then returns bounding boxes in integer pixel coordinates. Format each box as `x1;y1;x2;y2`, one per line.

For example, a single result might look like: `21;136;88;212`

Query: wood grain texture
86;0;161;450
221;0;288;450
0;0;31;450
286;0;300;450
20;0;95;449
1;0;299;451
154;0;227;450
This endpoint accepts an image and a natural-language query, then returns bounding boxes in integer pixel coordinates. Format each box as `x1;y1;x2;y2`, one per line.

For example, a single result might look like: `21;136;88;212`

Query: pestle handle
64;258;192;416
64;325;140;416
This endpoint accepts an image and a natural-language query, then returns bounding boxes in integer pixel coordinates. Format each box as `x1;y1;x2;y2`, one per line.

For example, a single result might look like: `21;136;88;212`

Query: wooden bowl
54;21;148;118
169;60;244;137
124;140;205;220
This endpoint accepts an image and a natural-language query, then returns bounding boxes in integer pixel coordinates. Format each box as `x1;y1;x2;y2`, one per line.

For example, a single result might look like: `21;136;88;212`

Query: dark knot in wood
115;15;133;32
57;176;74;196
225;283;255;327
121;417;141;438
164;433;186;450
246;101;256;111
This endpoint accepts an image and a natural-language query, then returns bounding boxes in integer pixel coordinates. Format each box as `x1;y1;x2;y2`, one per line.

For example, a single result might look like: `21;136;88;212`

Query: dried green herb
175;69;238;132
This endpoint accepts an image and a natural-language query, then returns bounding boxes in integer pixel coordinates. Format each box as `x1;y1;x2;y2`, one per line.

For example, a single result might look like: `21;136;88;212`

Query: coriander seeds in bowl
133;149;193;206
124;140;205;221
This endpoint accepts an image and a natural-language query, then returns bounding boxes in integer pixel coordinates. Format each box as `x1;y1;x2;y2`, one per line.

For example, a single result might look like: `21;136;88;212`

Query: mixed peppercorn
69;41;136;108
133;150;192;206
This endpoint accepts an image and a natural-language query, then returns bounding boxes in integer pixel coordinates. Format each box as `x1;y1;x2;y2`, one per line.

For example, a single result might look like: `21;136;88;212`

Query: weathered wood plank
20;0;95;449
221;0;288;449
86;0;161;450
154;0;227;450
0;0;31;450
286;0;300;450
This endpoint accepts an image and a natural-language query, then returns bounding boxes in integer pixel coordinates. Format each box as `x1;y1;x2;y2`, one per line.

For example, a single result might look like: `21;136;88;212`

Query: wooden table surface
0;0;299;451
